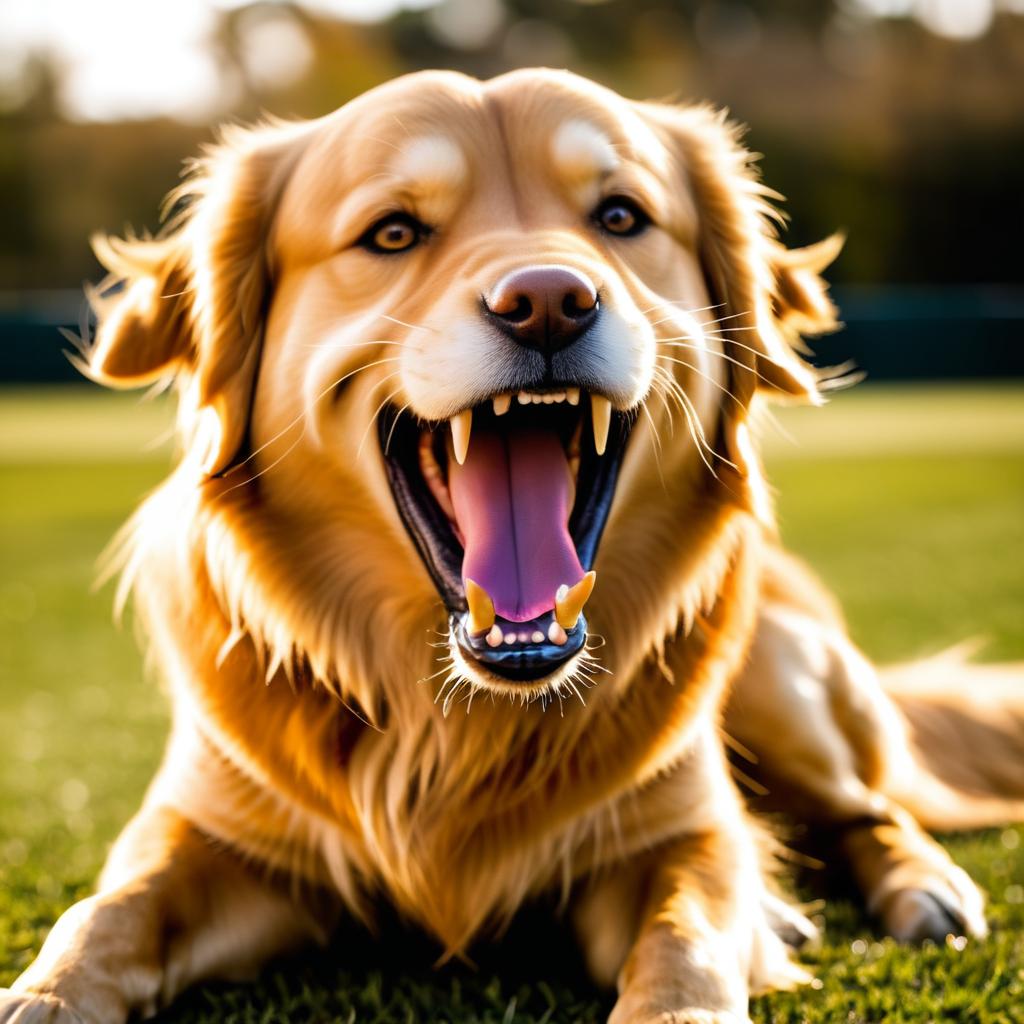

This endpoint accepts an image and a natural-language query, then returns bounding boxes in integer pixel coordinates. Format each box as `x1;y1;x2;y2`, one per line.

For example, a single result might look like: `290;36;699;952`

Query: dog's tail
880;642;1024;832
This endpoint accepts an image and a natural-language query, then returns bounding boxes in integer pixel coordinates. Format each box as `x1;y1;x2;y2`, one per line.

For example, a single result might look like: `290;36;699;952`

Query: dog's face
87;69;838;704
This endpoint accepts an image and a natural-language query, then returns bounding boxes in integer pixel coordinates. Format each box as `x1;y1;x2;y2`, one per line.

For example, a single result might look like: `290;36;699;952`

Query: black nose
484;265;599;352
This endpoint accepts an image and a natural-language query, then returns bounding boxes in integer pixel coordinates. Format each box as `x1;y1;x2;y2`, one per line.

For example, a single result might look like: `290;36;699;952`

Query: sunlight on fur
4;68;1022;1024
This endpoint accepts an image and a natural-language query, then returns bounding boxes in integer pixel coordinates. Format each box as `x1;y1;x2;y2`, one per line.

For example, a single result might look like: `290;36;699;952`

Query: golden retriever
2;68;1022;1024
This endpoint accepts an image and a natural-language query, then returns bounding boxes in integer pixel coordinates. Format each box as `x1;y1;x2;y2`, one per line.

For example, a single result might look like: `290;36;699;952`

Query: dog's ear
86;121;309;475
643;103;842;410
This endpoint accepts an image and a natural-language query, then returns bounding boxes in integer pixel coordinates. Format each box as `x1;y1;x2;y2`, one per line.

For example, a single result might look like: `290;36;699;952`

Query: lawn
1;383;1022;1023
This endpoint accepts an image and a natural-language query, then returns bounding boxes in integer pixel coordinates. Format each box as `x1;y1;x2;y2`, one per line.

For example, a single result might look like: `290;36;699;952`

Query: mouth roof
379;389;631;682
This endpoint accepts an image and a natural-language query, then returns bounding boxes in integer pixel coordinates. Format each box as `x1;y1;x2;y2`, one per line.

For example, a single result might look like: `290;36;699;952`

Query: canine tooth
464;578;495;634
518;391;531;405
450;409;472;465
590;394;611;455
554;570;596;630
486;624;503;648
493;394;512;416
567;387;580;406
548;621;568;645
531;630;544;643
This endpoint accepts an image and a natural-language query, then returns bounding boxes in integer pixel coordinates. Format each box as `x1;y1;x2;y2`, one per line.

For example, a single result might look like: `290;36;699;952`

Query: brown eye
361;213;427;254
595;197;649;237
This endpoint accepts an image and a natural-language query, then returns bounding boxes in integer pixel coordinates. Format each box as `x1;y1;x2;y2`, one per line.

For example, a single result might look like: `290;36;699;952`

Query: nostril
562;293;597;320
503;296;533;324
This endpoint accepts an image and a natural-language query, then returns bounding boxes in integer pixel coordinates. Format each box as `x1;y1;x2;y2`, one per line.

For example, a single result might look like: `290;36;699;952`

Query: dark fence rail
2;286;1022;384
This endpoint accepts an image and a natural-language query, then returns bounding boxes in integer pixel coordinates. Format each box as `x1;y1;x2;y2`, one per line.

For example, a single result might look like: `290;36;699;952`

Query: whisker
649;308;753;331
225;369;400;493
656;352;745;409
638;299;727;316
222;356;403;475
654;365;735;476
676;394;720;481
659;346;782;392
356;382;404;461
641;402;668;492
657;326;761;338
379;314;439;334
384;401;412;456
220;429;306;495
298;339;408;350
648;376;678;438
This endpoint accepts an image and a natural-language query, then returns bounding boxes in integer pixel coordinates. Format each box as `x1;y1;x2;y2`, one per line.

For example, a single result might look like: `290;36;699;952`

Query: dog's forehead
280;70;693;250
326;71;672;191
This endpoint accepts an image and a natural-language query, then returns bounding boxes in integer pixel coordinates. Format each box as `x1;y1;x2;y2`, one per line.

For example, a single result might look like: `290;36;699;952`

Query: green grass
1;383;1022;1023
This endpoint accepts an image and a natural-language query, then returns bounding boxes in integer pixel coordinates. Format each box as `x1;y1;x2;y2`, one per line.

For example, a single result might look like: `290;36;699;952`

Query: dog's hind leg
0;797;335;1024
724;602;988;942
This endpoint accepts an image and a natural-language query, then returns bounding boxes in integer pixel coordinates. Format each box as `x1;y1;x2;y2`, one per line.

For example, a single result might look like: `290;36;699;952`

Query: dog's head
86;69;839;707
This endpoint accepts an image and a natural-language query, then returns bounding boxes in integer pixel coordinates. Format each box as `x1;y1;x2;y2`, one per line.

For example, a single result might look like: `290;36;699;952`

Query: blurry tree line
1;0;1023;292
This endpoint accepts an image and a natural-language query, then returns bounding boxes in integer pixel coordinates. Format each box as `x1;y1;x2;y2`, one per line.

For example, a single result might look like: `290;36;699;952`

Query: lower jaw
452;609;589;683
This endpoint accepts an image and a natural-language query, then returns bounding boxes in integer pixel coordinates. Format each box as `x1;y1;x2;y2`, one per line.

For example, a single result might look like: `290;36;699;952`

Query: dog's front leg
605;826;764;1024
0;803;332;1024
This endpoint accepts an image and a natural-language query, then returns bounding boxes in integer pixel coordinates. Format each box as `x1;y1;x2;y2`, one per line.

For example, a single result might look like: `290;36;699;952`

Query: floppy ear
85;121;309;475
645;103;842;410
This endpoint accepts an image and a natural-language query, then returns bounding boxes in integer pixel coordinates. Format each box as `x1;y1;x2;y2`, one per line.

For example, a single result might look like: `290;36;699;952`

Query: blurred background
2;0;1024;379
1;4;1023;1022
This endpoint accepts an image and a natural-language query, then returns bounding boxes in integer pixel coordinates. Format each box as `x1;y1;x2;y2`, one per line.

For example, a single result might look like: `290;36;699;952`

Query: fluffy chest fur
136;489;761;954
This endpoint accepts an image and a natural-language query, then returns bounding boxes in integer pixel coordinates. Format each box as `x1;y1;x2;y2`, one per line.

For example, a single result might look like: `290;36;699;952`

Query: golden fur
2;69;1022;1024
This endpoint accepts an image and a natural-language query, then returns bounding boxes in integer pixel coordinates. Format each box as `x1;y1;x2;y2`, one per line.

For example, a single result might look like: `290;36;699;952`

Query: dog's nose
484;265;599;352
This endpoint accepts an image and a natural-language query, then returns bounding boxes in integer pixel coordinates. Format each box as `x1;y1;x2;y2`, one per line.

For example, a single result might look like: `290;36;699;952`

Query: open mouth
379;388;632;684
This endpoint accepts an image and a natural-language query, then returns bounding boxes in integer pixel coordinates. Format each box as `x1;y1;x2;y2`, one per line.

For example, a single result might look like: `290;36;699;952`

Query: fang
554;571;597;630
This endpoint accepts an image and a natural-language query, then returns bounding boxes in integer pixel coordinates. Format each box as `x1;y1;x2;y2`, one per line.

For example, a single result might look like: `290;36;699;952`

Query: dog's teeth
518;391;530;405
504;632;517;645
554;570;596;630
542;393;555;404
464;578;495;634
531;630;544;643
553;391;566;403
590;394;611;455
450;409;472;465
567;387;580;406
531;393;543;404
493;394;511;416
548;621;568;645
486;624;503;647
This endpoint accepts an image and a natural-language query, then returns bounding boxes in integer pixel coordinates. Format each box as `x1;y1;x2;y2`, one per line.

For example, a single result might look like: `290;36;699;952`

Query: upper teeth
590;395;611;455
515;388;578;406
449;388;610;465
450;409;472;465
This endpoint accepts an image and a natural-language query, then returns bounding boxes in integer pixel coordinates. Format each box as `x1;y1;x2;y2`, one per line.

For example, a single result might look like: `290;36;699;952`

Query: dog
2;68;1022;1024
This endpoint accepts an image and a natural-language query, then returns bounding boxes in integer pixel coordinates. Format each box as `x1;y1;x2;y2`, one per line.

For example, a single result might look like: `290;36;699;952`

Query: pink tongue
448;430;585;623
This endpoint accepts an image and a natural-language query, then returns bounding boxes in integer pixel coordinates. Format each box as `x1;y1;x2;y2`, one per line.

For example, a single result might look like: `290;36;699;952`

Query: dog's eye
594;197;649;237
361;213;426;254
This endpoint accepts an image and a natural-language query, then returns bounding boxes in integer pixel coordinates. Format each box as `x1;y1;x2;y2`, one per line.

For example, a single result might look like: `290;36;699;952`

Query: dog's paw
609;999;749;1024
0;991;86;1024
610;1010;749;1024
879;879;987;944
